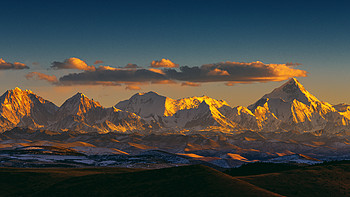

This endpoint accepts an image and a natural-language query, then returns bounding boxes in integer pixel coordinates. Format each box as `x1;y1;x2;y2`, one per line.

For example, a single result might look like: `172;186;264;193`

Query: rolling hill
0;162;349;196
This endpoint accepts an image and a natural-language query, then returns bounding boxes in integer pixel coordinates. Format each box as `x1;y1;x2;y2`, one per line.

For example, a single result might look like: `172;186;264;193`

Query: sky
1;0;350;107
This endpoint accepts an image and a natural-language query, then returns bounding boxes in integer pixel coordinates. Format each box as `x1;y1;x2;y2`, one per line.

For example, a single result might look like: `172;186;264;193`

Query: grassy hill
0;167;142;197
236;161;350;197
0;165;280;197
0;161;349;196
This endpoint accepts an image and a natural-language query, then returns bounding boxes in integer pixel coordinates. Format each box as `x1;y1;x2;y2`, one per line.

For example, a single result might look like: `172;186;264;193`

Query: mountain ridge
1;78;349;134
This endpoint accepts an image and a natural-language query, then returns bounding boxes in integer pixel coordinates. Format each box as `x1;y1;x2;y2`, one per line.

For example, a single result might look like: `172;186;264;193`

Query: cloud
150;59;179;68
125;85;141;90
51;57;96;71
94;60;104;64
59;69;167;85
96;65;120;71
26;72;121;86
125;63;139;68
151;80;176;84
0;58;29;70
225;82;236;86
207;68;229;76
25;72;58;83
181;82;200;87
43;60;307;87
59;81;121;86
164;61;307;82
286;62;302;67
148;68;165;75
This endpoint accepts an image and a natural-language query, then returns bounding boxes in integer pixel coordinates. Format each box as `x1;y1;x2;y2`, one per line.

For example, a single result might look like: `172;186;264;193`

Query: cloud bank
27;58;307;89
164;61;307;83
0;58;29;70
59;69;167;85
56;61;306;86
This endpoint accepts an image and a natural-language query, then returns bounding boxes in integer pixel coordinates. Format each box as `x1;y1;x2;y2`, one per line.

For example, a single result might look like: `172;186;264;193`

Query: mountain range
1;78;349;134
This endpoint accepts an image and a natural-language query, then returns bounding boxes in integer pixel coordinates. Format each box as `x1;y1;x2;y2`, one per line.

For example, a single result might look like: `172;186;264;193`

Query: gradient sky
1;0;350;107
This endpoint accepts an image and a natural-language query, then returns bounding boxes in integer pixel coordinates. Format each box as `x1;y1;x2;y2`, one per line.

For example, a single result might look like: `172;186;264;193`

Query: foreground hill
0;162;349;196
237;161;350;197
0;165;281;197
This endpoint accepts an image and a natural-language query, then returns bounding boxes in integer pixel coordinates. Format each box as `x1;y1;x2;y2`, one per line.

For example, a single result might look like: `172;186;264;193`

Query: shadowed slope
36;165;281;197
238;161;350;197
1;163;350;196
0;167;142;197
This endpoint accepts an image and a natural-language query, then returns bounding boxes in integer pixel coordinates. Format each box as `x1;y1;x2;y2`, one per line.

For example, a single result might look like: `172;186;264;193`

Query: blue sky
1;1;350;107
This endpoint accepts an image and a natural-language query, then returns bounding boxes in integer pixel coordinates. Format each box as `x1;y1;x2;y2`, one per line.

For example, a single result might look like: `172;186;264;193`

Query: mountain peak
261;78;318;104
6;87;34;96
0;88;58;131
248;78;320;112
14;87;22;92
284;78;304;90
70;92;101;103
58;92;102;116
135;91;161;97
63;92;101;108
116;91;168;118
72;92;87;99
287;77;299;84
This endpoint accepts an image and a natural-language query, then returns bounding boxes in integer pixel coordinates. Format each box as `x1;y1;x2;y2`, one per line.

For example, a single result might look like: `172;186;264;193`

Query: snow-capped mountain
1;78;350;134
115;91;170;118
219;106;260;130
48;93;147;133
115;91;236;129
163;100;236;129
248;78;350;132
0;87;58;131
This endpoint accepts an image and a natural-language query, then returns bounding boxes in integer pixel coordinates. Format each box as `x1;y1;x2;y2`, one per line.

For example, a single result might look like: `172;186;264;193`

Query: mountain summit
56;92;102;117
48;92;146;133
248;78;341;132
115;91;169;118
0;87;58;131
115;91;233;129
261;78;319;104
